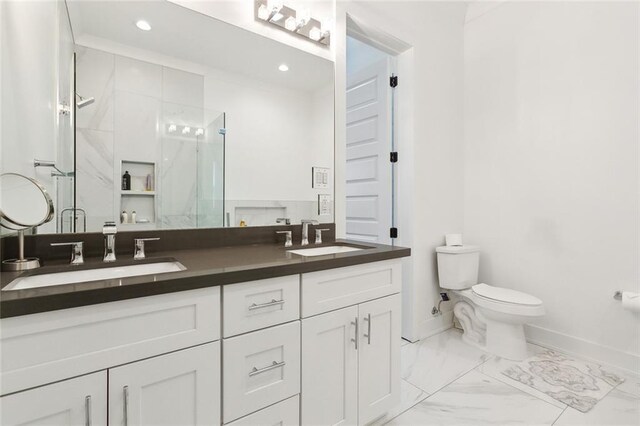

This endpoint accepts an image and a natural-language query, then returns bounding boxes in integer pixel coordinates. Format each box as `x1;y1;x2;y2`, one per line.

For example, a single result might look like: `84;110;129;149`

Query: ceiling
66;0;334;92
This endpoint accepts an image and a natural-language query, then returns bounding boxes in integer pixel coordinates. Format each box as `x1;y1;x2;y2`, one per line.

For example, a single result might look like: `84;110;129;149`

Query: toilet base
452;298;531;361
483;318;528;360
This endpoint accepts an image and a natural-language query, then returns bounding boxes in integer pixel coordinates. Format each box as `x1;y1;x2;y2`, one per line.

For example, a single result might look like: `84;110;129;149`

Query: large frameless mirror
0;0;334;235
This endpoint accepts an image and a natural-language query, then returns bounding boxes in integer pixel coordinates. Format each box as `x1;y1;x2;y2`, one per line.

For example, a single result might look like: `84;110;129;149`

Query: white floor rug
502;349;625;412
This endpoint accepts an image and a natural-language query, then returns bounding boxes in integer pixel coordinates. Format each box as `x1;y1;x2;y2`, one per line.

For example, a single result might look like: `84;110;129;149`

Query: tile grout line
380;383;430;426
403;354;495;401
551;406;568;426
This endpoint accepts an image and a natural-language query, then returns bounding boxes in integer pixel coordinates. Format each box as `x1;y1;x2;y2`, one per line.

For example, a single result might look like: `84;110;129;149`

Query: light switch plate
318;194;331;215
312;167;329;189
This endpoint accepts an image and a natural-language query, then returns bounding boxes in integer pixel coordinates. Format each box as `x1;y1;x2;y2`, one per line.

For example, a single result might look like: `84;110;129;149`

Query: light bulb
284;16;297;31
182;126;191;134
309;27;321;41
136;20;151;31
278;64;289;72
195;128;204;136
168;124;177;133
257;4;270;20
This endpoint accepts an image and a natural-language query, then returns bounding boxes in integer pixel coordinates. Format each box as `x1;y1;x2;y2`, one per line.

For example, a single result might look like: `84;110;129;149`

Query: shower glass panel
159;108;225;229
196;113;225;228
55;9;77;234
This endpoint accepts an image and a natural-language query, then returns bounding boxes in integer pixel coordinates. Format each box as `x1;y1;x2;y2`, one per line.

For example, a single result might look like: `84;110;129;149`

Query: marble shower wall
75;46;222;231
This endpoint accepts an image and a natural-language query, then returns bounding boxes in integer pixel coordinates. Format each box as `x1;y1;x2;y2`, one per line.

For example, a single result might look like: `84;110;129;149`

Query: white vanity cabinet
1;371;107;426
301;260;402;426
0;258;404;426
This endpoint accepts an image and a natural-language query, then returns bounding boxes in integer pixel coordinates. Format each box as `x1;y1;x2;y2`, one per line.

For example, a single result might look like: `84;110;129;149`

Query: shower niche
120;160;156;229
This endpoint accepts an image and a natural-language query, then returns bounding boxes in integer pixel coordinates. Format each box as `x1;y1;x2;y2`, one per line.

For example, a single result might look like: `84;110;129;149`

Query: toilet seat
471;283;545;316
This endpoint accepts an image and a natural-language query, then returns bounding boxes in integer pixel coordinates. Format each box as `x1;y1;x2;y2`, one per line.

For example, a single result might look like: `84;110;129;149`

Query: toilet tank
436;245;480;290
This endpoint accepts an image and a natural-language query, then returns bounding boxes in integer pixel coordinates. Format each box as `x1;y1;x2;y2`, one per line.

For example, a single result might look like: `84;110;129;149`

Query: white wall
463;1;639;371
336;1;467;341
204;69;333;203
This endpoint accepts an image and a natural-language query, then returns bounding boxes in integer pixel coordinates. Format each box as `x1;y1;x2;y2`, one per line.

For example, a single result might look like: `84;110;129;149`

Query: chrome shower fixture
76;93;95;109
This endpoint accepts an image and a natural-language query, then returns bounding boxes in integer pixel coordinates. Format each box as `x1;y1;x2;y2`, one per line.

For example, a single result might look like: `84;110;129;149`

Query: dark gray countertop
0;240;410;318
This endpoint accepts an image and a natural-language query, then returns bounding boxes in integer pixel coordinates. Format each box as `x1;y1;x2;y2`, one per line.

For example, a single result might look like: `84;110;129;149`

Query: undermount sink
2;261;186;291
287;245;365;257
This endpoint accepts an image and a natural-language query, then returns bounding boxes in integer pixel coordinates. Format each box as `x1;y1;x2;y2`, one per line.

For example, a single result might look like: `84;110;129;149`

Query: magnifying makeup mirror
0;173;54;271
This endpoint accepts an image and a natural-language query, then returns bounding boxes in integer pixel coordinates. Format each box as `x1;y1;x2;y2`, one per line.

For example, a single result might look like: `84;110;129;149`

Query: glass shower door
196;112;225;228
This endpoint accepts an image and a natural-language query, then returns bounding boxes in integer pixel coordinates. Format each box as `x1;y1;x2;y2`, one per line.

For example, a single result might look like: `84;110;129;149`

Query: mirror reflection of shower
75;93;94;109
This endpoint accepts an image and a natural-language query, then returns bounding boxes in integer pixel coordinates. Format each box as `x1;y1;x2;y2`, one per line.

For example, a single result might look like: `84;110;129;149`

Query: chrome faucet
50;241;84;265
134;237;160;260
103;222;117;262
301;220;319;246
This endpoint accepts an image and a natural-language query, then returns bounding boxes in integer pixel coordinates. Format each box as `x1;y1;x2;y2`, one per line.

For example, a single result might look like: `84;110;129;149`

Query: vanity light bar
254;0;330;47
166;123;205;137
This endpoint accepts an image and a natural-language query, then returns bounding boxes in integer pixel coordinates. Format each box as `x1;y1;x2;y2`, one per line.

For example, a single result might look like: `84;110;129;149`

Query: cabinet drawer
226;395;299;426
1;287;220;396
223;275;299;337
301;260;401;317
223;321;300;423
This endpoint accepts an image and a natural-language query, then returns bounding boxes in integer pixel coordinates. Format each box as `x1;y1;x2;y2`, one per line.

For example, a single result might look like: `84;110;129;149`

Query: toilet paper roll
622;292;640;313
445;234;463;246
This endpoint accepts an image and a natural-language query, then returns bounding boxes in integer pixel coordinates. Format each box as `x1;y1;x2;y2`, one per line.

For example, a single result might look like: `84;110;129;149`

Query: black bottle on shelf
122;171;131;190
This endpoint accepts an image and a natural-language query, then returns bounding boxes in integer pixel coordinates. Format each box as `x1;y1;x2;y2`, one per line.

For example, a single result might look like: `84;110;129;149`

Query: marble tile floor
381;329;640;426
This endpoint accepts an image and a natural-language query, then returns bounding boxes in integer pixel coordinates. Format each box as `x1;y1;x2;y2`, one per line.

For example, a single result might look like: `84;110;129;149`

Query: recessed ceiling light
136;20;151;31
278;64;289;72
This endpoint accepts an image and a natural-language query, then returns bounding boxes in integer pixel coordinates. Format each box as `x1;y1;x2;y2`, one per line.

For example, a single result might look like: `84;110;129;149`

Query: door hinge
390;75;398;88
390;227;398;239
390;152;398;163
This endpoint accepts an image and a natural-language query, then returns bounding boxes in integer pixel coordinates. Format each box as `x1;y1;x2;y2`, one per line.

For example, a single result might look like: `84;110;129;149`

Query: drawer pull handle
248;299;285;311
249;360;286;376
123;385;129;426
85;395;91;426
351;317;359;350
364;313;372;345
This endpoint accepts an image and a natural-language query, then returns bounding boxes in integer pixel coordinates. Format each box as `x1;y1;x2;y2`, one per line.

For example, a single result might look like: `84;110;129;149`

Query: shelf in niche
121;191;156;196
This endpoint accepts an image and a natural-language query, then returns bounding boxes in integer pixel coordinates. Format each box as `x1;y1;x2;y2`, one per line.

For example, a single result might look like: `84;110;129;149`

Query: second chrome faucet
103;222;117;262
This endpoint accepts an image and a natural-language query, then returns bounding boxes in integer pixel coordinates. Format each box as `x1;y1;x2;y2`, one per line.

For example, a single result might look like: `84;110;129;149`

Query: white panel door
346;59;391;244
108;342;220;426
358;294;401;425
1;371;107;426
301;306;358;426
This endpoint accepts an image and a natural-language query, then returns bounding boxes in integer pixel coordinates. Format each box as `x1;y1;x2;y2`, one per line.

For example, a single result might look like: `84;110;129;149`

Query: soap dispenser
122;171;131;190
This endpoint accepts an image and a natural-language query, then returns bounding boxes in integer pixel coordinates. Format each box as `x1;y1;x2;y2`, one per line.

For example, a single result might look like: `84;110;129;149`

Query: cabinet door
1;371;106;426
109;342;220;426
301;306;358;426
358;294;401;425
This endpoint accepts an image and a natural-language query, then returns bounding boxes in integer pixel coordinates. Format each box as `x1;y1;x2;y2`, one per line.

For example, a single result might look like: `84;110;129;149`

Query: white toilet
436;245;545;360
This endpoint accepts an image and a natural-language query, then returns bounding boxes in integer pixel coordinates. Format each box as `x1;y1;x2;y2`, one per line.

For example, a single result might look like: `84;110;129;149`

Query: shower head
75;93;95;109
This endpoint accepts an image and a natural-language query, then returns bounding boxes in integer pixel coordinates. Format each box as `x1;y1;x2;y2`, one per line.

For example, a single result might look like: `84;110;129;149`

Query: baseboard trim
525;324;640;375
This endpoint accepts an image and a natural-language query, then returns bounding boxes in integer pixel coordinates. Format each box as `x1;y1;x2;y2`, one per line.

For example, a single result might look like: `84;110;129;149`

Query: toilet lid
472;283;542;306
